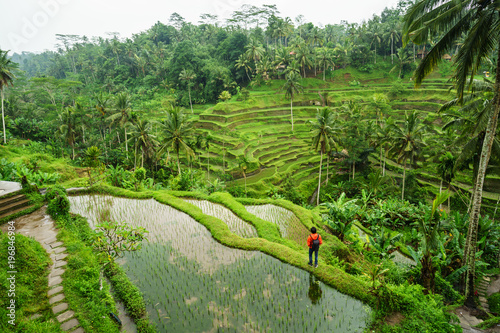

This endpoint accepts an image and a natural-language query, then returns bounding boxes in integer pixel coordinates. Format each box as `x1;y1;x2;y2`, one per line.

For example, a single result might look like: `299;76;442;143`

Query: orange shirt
307;233;323;248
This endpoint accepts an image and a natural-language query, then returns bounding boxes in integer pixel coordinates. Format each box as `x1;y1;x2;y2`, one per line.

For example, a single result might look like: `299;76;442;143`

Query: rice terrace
1;1;500;333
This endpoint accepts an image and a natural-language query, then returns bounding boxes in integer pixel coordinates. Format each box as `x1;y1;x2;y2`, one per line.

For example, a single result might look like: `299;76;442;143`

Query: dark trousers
309;248;318;265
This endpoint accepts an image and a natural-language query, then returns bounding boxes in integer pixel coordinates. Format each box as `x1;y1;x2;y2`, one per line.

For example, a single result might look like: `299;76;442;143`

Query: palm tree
390;48;413;79
179;68;196;113
235;55;252;82
280;72;303;132
295;46;312;78
385;22;400;64
387;111;426;200
309;108;341;206
400;0;500;294
0;50;16;144
440;79;500;210
245;39;265;64
107;92;132;154
437;152;456;209
367;27;383;64
157;107;194;174
205;134;212;180
59;107;78;160
127;118;158;168
317;48;335;81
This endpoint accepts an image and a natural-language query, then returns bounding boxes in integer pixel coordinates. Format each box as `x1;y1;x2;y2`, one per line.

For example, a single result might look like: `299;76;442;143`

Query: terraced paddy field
68;195;372;333
188;77;477;197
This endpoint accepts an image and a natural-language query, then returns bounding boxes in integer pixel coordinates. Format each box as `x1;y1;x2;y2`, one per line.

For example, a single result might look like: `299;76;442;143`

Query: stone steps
43;236;83;332
0;193;32;220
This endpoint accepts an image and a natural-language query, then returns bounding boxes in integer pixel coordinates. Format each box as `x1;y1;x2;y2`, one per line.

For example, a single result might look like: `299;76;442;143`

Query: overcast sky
0;0;400;54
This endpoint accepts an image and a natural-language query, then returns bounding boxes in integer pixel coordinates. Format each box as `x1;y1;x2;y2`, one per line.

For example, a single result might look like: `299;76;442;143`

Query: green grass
0;233;60;332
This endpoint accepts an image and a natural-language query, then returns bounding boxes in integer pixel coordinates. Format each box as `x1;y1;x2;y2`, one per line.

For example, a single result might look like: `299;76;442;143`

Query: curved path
1;207;83;332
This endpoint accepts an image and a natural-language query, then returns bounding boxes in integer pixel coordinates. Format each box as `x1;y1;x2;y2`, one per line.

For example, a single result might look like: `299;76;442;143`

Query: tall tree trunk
188;85;193;113
464;45;500;306
177;150;181;175
391;35;394;64
352;154;356;180
244;171;247;197
323;63;326;81
290;98;294;132
1;89;5;144
402;159;407;201
326;155;329;186
72;144;75;160
316;149;323;206
125;129;128;152
439;180;443;210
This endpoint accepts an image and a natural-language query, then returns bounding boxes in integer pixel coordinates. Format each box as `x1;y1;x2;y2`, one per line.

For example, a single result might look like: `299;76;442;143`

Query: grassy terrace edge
68;185;377;310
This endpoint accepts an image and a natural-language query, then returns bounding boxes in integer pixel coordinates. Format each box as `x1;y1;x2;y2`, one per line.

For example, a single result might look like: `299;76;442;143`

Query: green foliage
321;193;358;241
488;293;500;315
47;194;70;217
368;228;402;260
93;220;148;268
218;90;232;102
105;263;155;332
52;213;121;332
0;233;57;332
44;185;67;201
388;79;406;98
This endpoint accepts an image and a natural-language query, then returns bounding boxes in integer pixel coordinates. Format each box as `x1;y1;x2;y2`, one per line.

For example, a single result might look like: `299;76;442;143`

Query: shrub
47;194;70;217
489;293;500;314
44;185;67;201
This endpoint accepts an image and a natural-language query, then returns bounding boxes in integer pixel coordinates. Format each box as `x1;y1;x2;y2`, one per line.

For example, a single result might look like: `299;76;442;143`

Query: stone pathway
0;207;84;332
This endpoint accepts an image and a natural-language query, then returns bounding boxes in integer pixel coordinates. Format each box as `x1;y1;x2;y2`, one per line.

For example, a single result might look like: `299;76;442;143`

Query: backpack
311;234;320;250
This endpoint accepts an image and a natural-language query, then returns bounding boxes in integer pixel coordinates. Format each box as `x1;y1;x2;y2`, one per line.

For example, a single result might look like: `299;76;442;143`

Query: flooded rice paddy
183;199;258;238
69;195;371;332
245;204;310;246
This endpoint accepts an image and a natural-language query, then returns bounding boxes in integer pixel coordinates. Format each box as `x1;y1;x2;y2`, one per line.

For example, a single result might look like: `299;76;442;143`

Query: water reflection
308;273;323;305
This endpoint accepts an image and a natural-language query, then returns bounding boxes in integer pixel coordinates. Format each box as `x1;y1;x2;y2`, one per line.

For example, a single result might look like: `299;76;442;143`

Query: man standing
307;227;322;268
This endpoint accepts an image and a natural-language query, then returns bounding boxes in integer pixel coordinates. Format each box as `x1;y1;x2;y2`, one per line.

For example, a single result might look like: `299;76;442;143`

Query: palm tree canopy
402;0;500;100
0;50;16;90
158;107;194;158
387;111;426;165
309;107;341;154
280;71;304;100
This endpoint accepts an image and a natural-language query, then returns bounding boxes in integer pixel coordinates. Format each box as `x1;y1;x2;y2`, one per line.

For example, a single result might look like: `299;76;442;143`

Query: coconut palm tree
157;107;194;174
295;46;312;78
280;72;303;132
309;108;341;206
245;39;265;64
404;8;500;302
127;118;158;169
0;50;16;144
385;22;400;64
107;92;132;154
59;107;78;160
440;79;500;210
205;134;212;180
317;48;335;81
235;55;252;82
437;152;456;209
179;68;196;113
387;111;426;200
